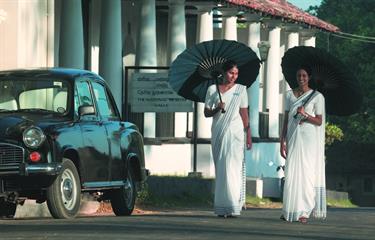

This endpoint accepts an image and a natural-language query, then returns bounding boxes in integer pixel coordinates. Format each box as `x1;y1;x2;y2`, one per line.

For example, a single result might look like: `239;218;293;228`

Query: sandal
280;215;287;221
298;217;308;224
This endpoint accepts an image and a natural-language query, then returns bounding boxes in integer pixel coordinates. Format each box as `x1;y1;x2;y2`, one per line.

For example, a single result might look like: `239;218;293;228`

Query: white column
168;0;187;138
279;30;286;114
196;7;213;139
135;0;157;138
196;8;213;43
284;31;299;95
300;30;316;47
88;0;101;74
287;32;299;49
47;0;55;67
265;23;281;138
99;0;122;112
122;1;138;67
222;13;237;40
303;36;316;47
17;1;49;68
246;21;261;138
279;29;300;111
167;0;186;62
59;0;84;69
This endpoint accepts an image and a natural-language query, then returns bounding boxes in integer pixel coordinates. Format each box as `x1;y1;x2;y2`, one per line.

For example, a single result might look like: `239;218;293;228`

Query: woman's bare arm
239;108;249;129
297;106;322;126
239;107;252;149
280;111;289;159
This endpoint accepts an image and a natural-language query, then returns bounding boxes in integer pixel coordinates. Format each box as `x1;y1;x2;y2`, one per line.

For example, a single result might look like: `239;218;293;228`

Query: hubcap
63;179;73;200
60;168;77;211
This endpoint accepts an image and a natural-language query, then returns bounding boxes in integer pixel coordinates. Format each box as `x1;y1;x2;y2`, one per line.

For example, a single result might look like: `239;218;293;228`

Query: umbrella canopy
281;46;362;116
169;39;260;103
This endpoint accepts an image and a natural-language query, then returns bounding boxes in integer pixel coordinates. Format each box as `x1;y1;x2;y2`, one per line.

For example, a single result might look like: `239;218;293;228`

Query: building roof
225;0;339;32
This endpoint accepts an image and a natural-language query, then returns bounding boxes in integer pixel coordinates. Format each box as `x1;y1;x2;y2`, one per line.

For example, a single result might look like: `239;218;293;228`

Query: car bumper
0;163;62;177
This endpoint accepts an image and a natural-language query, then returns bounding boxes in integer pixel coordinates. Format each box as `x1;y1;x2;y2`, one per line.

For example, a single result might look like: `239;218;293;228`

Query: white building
0;0;338;197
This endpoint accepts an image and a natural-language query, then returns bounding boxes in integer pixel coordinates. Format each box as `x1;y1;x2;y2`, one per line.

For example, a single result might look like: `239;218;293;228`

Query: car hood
0;114;69;139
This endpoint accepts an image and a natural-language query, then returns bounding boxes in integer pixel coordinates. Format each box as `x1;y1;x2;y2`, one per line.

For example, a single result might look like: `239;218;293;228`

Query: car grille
1;179;19;191
0;143;24;165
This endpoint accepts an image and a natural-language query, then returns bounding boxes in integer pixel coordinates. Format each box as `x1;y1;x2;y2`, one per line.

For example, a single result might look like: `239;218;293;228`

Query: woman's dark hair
297;66;312;77
222;60;238;73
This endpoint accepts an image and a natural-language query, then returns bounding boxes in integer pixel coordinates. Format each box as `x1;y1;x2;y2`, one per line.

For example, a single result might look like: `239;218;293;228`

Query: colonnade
58;0;317;139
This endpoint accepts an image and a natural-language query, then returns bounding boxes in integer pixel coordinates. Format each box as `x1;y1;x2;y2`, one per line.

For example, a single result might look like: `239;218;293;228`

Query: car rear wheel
46;158;81;219
0;199;17;219
110;168;136;216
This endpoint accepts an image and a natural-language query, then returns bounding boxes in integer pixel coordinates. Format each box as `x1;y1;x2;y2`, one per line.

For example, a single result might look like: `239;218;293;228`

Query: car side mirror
78;105;95;117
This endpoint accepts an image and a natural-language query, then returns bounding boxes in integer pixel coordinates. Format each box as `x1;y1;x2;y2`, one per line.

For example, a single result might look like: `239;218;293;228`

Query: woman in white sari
280;68;326;223
204;60;252;218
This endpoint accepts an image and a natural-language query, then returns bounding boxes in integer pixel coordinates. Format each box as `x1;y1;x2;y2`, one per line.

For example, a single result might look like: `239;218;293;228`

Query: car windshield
0;78;70;114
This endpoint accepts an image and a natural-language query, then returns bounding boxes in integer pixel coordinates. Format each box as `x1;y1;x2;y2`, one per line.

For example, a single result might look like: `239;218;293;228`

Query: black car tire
110;168;136;216
46;158;81;219
0;199;17;219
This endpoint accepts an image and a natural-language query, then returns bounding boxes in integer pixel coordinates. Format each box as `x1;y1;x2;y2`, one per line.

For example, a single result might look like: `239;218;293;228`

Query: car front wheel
46;158;81;219
110;168;136;216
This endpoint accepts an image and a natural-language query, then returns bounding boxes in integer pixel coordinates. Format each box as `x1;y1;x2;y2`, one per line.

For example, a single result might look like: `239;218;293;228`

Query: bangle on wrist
244;126;249;131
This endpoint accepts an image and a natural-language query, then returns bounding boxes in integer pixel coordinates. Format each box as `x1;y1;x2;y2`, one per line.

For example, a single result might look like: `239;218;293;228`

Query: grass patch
136;182;213;208
245;196;282;208
327;198;357;208
136;183;283;209
246;195;272;205
135;177;356;209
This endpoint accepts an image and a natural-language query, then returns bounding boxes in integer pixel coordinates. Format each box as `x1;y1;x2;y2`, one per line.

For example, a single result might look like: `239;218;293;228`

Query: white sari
205;84;248;216
282;89;326;221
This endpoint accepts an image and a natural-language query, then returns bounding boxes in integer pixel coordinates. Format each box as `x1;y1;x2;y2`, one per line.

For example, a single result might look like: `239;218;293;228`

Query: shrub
326;122;344;146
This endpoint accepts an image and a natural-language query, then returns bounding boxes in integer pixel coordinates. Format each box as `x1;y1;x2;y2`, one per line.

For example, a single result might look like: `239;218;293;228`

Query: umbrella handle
215;81;226;114
218;95;226;113
293;89;316;119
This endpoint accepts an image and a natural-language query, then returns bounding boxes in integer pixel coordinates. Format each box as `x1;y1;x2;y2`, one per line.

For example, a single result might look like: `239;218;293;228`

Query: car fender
59;145;84;181
120;127;145;182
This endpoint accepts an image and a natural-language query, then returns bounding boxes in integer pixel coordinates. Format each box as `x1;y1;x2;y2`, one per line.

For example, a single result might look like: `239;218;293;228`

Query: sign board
130;72;193;112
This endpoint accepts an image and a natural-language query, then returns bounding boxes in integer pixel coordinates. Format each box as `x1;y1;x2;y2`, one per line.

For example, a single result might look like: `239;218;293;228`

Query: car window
0;79;69;114
75;81;95;117
91;82;117;119
76;81;94;107
0;92;17;110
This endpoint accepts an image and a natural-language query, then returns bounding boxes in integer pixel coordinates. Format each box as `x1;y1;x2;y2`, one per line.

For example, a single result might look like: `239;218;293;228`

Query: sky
287;0;323;10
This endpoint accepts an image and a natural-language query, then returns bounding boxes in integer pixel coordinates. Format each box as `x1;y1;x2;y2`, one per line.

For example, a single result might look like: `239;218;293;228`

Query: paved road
1;207;374;240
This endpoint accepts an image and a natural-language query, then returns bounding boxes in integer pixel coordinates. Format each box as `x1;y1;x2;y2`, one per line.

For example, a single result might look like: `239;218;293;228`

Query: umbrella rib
169;39;261;102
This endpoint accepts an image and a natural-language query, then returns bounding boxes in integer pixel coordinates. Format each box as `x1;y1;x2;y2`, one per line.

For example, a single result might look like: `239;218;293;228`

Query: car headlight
23;126;46;149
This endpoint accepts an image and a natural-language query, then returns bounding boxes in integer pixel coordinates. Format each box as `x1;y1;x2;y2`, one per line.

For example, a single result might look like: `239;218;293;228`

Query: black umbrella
169;39;260;103
281;46;362;116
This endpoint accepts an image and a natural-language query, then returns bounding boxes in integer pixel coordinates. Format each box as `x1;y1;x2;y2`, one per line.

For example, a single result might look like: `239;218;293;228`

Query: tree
315;0;375;144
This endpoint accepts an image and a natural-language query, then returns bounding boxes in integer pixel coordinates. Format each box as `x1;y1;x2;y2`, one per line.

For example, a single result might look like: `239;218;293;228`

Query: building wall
0;0;53;70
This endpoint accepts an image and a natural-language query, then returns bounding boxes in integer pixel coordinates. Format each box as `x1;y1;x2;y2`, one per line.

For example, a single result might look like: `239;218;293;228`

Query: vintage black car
0;68;148;219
